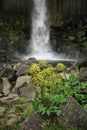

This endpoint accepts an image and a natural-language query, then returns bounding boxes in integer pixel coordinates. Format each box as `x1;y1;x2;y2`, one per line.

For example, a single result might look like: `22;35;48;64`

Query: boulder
18;83;36;101
14;75;31;90
79;67;87;81
19;113;44;130
59;96;87;130
16;64;28;76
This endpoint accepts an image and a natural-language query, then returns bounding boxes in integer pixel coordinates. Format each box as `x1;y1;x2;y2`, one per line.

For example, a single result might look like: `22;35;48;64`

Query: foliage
84;104;87;111
17;98;26;104
42;120;81;130
68;35;75;41
27;63;87;117
28;64;41;75
20;104;33;119
56;63;66;70
38;60;47;68
82;41;87;47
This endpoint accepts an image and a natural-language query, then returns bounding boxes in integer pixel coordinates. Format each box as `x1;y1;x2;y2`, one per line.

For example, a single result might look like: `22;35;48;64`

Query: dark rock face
0;67;17;82
1;0;87;26
59;96;87;130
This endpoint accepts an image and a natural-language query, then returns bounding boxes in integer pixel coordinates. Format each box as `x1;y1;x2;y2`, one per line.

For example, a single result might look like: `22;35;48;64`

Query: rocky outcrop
59;96;87;130
0;57;87;129
19;96;87;130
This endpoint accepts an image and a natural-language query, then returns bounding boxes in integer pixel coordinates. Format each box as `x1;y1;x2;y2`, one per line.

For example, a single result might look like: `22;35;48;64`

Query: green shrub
28;64;41;75
56;63;66;71
39;60;47;68
27;62;87;117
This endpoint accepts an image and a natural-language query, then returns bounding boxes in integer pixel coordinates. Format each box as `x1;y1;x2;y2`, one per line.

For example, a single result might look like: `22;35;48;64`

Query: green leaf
68;35;75;41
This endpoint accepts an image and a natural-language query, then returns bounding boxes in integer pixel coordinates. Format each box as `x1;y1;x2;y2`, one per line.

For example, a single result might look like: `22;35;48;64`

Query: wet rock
2;78;12;96
59;96;87;130
0;106;6;117
79;67;87;81
19;83;36;101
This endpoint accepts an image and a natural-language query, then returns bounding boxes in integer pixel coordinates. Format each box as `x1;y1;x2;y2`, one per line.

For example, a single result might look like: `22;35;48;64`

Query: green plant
32;69;66;116
20;104;33;119
39;60;47;68
42;119;81;130
32;68;87;117
56;63;66;70
68;35;75;41
17;98;26;104
82;41;87;47
28;64;41;75
28;62;87;118
84;104;87;111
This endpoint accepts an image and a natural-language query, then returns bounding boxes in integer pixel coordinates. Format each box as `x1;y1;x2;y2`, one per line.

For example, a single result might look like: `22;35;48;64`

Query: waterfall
22;0;76;61
31;0;51;54
24;0;58;60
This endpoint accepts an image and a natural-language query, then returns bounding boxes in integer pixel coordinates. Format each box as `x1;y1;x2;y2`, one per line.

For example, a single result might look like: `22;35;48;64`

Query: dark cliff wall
47;0;87;26
0;0;87;26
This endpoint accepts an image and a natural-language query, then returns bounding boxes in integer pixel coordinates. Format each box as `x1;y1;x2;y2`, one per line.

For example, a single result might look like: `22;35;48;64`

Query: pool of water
38;59;76;67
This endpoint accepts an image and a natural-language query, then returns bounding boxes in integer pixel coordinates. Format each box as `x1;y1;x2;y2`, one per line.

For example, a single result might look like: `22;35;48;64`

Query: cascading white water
31;0;51;54
22;0;76;61
24;0;58;60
